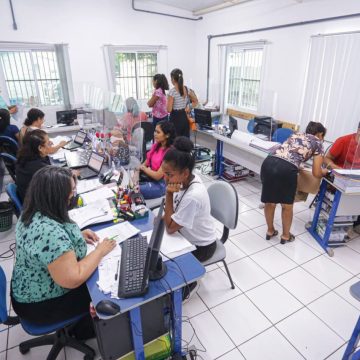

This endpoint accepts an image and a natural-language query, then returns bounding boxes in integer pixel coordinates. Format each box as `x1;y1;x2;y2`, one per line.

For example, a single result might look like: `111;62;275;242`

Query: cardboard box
297;169;321;194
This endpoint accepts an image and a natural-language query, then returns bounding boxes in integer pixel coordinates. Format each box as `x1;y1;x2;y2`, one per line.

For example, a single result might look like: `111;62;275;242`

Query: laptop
65;148;92;169
63;131;87;150
78;152;105;180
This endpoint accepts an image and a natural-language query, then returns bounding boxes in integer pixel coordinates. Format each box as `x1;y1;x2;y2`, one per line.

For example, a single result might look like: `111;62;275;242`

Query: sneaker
182;282;200;303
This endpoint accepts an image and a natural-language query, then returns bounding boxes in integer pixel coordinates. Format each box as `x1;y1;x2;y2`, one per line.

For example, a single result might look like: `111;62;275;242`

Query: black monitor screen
56;110;77;125
194;109;212;129
229;116;238;135
145;199;166;280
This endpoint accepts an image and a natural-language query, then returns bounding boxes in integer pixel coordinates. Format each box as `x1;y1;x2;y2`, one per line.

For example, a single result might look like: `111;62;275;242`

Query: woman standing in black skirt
260;121;327;244
167;68;190;137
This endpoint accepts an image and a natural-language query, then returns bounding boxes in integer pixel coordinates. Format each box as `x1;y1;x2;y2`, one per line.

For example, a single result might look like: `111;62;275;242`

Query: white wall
0;0;197;105
193;0;360;126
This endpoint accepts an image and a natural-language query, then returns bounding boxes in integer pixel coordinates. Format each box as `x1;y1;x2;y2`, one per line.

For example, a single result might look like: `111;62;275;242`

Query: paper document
95;221;140;244
249;138;280;151
50;135;71;147
69;199;113;229
231;130;279;152
81;187;115;205
77;178;102;194
141;229;195;259
50;149;66;161
333;169;360;178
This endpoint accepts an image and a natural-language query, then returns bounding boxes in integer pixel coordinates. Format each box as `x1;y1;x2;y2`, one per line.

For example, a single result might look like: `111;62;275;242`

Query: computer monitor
145;199;167;281
229;116;238;135
194;109;212;129
56;110;77;125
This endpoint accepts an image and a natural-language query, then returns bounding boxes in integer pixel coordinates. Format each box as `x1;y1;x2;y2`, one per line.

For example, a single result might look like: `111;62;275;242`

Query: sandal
280;233;295;245
265;230;278;240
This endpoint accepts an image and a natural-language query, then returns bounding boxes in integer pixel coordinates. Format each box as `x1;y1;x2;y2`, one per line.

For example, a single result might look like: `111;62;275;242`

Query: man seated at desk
324;122;360;170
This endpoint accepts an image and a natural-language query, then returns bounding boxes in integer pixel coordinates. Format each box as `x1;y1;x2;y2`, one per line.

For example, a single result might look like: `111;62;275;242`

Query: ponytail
24;108;44;126
170;68;184;97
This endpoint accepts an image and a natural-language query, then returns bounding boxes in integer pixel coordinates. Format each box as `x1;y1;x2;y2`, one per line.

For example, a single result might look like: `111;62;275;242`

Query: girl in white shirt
162;136;217;262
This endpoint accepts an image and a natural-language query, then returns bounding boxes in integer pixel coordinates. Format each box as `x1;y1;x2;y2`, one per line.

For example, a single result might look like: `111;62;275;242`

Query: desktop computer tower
93;295;170;360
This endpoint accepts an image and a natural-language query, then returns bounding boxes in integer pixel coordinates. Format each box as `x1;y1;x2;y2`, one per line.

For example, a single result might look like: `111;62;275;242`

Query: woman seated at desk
11;166;116;339
19;108;67;152
139;120;175;199
162;136;217;262
260;121;327;244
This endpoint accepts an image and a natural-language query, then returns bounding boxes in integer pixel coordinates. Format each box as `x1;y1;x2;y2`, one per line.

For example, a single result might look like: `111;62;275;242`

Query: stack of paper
50;135;71;147
81;187;115;205
69;199;113;229
50;149;66;161
77;178;103;194
333;169;360;193
249;138;280;152
95;221;140;243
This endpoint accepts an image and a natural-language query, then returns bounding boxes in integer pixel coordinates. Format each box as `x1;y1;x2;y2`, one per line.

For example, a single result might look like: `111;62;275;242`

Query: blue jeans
140;179;166;199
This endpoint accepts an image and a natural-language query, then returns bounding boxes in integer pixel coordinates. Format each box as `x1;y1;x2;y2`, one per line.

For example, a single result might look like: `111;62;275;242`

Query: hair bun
173;136;193;153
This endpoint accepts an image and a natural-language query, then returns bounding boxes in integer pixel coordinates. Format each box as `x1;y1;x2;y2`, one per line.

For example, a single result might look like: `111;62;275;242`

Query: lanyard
174;181;199;212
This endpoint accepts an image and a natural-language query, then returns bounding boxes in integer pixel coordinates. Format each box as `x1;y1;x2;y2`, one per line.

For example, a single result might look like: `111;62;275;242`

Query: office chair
0;265;95;360
5;183;22;218
0;153;16;181
0;135;18;156
271;128;294;143
202;181;239;289
132;122;154;162
247;119;255;133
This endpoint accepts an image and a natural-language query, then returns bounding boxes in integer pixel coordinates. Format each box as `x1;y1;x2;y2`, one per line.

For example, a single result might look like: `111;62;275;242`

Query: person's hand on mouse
96;238;117;256
82;229;99;245
166;182;181;193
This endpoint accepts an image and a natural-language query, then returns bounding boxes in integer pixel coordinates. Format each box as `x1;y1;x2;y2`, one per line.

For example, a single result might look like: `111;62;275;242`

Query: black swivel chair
0;153;16;181
132;122;154;162
0;135;18;156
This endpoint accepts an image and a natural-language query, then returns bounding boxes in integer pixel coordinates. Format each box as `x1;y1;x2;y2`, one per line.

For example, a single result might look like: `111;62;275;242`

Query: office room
2;0;360;359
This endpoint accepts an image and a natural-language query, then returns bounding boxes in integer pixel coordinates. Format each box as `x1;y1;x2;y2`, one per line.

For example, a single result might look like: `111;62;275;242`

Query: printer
253;116;281;137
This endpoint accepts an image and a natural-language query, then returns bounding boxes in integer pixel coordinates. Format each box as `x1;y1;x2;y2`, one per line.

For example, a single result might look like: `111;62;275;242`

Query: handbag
187;113;197;131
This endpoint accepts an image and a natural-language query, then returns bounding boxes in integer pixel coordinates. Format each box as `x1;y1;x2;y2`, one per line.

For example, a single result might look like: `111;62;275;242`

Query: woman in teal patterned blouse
11;166;116;339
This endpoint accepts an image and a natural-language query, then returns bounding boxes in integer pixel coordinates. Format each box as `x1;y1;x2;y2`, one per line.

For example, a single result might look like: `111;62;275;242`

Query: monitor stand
149;256;168;281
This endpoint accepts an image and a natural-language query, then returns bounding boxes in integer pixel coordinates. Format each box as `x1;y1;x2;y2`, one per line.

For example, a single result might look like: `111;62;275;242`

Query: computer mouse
95;300;120;315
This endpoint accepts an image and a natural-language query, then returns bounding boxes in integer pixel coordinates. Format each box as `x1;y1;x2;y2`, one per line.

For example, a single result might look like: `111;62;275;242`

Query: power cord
0;242;15;259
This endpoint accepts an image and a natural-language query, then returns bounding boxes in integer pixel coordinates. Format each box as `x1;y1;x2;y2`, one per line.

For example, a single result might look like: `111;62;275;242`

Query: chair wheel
84;355;94;360
19;344;30;354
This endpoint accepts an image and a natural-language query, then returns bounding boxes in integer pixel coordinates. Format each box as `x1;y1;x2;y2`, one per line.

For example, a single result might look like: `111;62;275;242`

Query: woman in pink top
147;74;169;128
139;120;176;199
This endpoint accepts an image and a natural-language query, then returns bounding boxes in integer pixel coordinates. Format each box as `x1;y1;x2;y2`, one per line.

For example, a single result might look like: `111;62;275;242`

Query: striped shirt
168;87;187;110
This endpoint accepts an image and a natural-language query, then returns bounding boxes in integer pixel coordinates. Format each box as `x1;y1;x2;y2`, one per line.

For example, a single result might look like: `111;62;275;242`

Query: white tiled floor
2;174;360;359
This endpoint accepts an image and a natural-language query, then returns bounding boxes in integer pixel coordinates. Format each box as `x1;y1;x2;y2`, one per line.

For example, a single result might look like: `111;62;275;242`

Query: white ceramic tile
246;280;303;323
183;293;208;319
237;200;253;214
276;308;344;360
275;239;321;265
293;201;310;214
229;220;250;236
255;204;283;222
297;231;325;254
0;328;8;352
239;194;262;209
218;348;245;360
334;277;360;311
239;181;262;194
252;224;280;245
295;209;314;223
233;184;253;197
0;351;6;360
7;345;66;360
325;343;349;360
238;209;267;229
275;217;307;237
239;326;303;360
230;230;271;256
277;267;330;305
197;268;242;308
205;263;219;272
0;258;14;282
0;240;15;260
8;324;35;349
212;295;271;346
347;237;360;254
219;240;246;265
308;292;360;341
302;255;353;289
228;257;271;292
328;246;360;275
182;311;234;359
251;247;298;277
0;226;16;243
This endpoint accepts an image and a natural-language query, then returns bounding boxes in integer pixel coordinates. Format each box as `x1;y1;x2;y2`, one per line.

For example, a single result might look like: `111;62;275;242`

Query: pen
109;234;118;240
115;259;120;281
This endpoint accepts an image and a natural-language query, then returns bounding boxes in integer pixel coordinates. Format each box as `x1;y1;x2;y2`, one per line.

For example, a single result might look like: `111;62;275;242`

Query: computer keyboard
118;235;148;298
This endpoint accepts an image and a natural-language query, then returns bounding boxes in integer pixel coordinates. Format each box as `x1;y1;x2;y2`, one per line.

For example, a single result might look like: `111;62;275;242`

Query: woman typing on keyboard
11;166;116;340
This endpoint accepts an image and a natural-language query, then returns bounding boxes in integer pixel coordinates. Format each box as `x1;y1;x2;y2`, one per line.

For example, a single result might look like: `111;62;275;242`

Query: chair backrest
0;266;8;324
247;119;255;133
0;153;16;181
207;181;238;237
132;122;154;162
0;136;18;157
272;128;294;143
6;183;23;217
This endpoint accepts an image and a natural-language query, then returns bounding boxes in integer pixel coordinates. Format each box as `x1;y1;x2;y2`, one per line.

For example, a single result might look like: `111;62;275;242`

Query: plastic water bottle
214;119;219;133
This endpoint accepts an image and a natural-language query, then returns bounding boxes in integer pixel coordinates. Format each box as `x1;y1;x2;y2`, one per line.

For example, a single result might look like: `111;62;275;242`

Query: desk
308;178;360;257
46;122;102;137
87;216;205;359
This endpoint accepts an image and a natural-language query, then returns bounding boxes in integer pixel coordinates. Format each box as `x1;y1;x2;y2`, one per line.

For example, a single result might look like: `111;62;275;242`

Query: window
114;52;157;100
0;43;72;108
224;46;264;111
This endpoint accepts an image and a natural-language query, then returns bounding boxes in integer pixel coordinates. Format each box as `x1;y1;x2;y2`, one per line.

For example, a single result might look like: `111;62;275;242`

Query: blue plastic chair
5;183;22;218
0;153;16;181
247;119;255;133
271;128;294;143
0;135;18;156
0;264;95;360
